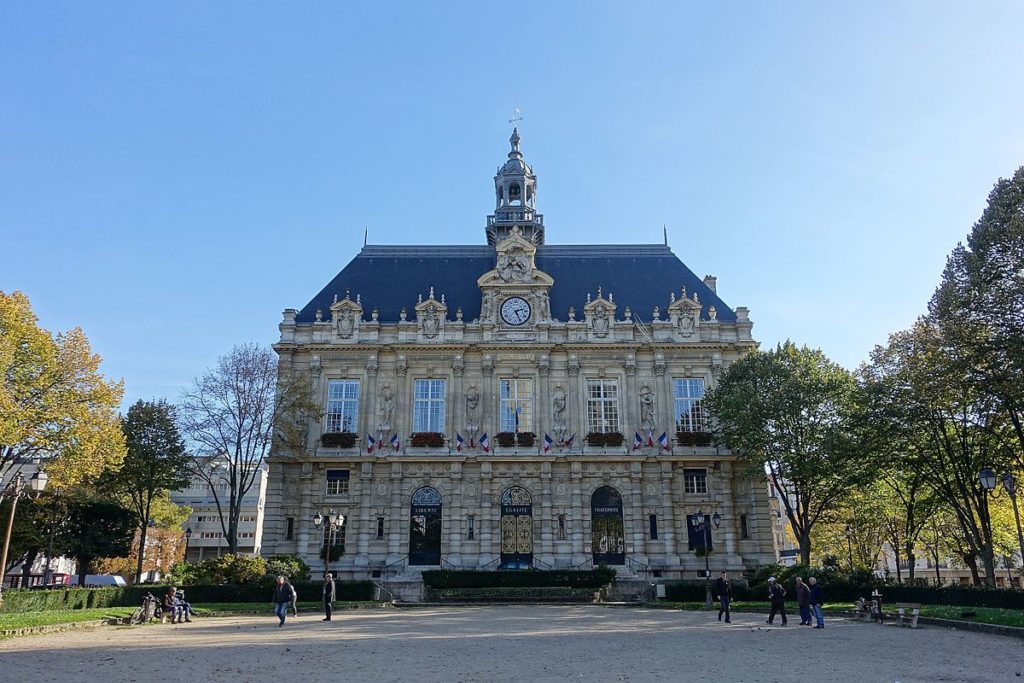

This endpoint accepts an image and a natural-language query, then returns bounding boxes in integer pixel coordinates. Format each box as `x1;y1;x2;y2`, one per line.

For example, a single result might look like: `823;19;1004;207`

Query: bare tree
178;343;316;554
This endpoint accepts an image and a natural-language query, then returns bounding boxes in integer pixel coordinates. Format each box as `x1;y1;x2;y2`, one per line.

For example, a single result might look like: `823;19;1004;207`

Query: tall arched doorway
500;486;533;568
591;486;625;565
409;486;442;565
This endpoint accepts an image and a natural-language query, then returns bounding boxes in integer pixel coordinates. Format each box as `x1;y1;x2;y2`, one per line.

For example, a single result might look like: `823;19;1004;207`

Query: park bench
895;602;922;629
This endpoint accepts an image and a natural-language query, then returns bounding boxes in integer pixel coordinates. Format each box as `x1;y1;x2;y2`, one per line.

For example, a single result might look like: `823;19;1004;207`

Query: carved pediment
329;291;363;339
667;287;702;338
583;288;617;339
477;227;554;289
414;288;448;340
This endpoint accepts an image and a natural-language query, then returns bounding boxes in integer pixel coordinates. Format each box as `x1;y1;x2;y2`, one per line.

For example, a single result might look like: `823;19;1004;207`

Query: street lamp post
1000;472;1024;584
184;527;193;563
690;510;722;610
313;510;346;578
0;471;48;600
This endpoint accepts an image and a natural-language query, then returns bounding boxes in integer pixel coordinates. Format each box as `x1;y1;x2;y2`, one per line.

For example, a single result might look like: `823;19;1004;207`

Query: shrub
421;568;616;589
208;554;268;585
321;432;357;448
264;554;311;582
410;432;444;447
434;587;596;602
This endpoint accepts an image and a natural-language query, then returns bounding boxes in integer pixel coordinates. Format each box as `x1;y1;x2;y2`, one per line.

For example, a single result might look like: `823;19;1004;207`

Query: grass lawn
656;601;1024;628
0;607;137;631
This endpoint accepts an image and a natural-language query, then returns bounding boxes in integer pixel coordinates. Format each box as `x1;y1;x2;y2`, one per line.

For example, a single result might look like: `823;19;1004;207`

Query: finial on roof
670;292;676;303
681;286;687;299
418;293;422;304
440;293;445;304
345;288;351;300
597;286;603;299
356;294;361;305
587;293;592;303
693;292;700;303
663;224;668;246
609;292;614;303
429;286;435;300
315;308;322;322
333;294;338;304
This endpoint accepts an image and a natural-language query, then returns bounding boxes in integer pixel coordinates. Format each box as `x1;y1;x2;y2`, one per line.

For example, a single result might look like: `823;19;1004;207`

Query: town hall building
261;128;777;590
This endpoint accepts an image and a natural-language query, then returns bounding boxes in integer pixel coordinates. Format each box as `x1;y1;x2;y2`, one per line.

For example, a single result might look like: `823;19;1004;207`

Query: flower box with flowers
321;432;357;449
410;432;445;448
676;431;713;447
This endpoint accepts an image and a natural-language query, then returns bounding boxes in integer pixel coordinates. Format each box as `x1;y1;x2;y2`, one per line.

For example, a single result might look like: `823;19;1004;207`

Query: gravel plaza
2;606;1022;682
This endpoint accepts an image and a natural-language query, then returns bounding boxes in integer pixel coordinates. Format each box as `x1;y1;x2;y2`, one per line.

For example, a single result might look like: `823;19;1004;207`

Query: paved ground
1;606;1021;682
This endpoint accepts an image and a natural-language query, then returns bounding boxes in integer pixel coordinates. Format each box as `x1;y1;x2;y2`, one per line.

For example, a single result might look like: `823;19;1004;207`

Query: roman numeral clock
476;227;554;340
500;296;531;326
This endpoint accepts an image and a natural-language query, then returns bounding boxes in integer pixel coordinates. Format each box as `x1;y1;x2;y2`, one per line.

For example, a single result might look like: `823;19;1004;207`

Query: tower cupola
486;127;545;245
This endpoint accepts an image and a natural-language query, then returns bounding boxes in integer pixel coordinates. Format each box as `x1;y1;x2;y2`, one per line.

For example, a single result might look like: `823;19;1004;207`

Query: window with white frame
413;379;446;432
683;468;708;495
325;469;350;496
586;379;619;433
499;378;534;432
673;378;706;432
326;380;360;433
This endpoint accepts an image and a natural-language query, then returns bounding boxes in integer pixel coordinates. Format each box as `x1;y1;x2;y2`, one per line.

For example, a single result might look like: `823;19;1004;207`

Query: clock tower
476;227;554;340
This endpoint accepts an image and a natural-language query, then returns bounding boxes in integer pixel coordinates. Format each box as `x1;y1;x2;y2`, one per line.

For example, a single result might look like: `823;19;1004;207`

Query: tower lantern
486;127;545;245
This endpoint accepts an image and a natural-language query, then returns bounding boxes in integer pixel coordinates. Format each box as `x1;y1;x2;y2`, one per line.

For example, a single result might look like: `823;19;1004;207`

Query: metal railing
480;557;501;571
531;556;553;570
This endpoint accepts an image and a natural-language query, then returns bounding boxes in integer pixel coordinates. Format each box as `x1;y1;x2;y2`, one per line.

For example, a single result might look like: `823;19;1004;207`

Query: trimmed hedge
0;580;376;613
435;587;597;602
422;568;616;589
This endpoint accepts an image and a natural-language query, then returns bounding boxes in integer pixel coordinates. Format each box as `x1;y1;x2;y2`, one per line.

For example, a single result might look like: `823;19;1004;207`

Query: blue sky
3;2;1023;408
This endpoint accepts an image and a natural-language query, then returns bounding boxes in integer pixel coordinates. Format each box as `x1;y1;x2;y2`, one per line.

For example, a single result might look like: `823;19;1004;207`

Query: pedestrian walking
766;576;787;626
795;576;811;625
809;576;825;628
714;571;731;623
322;572;337;621
272;575;296;627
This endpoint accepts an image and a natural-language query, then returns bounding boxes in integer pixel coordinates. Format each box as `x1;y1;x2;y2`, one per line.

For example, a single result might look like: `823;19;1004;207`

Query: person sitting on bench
163;587;189;623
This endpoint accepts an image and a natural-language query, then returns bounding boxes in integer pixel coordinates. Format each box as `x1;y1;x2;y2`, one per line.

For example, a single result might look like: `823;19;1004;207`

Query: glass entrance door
500;486;533;568
409;487;442;565
591;486;625;565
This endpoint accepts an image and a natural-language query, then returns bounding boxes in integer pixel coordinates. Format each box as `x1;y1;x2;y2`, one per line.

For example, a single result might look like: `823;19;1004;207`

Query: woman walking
272;575;296;627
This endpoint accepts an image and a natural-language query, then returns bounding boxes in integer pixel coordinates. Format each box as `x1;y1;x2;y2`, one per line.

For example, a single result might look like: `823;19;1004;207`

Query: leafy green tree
56;493;136;584
0;290;125;487
105;400;190;583
706;341;868;564
265;554;311;582
863;320;1015;586
930;167;1024;462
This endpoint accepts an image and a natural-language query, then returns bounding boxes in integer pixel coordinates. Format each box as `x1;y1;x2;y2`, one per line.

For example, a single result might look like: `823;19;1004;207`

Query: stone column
386;461;404;563
354;462;373;565
538;460;554;563
478;461;495;565
659;461;682;566
624;354;639;437
654;353;671;440
567;355;581;445
537;355;551;441
394;355;409;439
447;462;463;565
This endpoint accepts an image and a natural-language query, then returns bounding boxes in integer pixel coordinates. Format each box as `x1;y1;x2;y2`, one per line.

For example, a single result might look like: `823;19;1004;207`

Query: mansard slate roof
296;244;735;325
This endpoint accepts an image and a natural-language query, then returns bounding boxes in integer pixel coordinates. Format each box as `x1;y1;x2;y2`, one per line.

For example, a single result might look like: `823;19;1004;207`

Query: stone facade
261;129;776;581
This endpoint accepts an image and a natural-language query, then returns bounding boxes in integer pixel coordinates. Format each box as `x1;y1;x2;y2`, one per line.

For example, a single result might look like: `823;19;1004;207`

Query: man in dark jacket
795;576;811;625
809;576;825;628
766;577;787;626
272;575;296;627
714;571;731;623
322;572;337;622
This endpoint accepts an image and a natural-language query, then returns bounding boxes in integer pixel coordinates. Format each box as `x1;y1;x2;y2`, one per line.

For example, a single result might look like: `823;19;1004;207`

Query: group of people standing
713;572;826;628
271;573;336;627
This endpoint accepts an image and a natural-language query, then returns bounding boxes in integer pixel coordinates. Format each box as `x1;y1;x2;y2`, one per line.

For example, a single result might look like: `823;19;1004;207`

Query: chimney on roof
703;275;717;294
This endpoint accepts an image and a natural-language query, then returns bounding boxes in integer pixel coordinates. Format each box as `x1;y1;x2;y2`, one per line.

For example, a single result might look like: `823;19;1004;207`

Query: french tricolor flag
657;431;671;451
543;433;553;453
480;432;490;453
565;433;575;448
646;431;655;448
390;433;401;451
366;433;376;454
632;432;643;451
455;432;465;453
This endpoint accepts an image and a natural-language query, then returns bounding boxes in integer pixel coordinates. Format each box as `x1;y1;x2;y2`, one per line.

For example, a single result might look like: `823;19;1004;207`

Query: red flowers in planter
676;431;713;447
585;432;625;447
321;432;357;448
410;432;445;448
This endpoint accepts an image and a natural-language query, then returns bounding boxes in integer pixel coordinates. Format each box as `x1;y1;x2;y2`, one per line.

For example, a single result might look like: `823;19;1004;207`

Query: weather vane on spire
509;105;523;129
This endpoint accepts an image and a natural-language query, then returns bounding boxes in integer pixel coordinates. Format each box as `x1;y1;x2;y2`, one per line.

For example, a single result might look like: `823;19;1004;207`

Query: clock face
500;297;531;326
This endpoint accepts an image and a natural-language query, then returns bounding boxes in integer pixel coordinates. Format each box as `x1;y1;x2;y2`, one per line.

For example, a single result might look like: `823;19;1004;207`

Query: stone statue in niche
538;291;550;320
639;384;655;433
378;384;394;427
421;309;440;338
552;385;567;442
337;309;355;338
592;308;610;337
465;385;480;423
481;291;494;322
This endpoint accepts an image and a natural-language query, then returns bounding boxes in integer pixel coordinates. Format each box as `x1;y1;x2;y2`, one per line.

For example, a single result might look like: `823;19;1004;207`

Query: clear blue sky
3;2;1023;408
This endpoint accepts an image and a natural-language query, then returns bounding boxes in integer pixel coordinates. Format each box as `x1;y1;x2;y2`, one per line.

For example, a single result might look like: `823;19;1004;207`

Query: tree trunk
77;559;90;586
20;549;38;588
135;524;148;584
892;544;903;583
980;546;998;588
799;533;811;566
905;545;916;582
964;553;980;585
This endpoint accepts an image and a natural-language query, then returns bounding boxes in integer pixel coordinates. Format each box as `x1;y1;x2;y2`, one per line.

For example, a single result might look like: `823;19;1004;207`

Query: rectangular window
326;380;360;433
413;379;446;432
557;514;567;540
683;468;708;495
499;378;534;432
323;521;346;557
286;517;294;540
673;378;706;432
586;379;619;433
649;514;659;540
325;469;350;496
467;515;475;540
740;514;749;540
376;517;385;541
